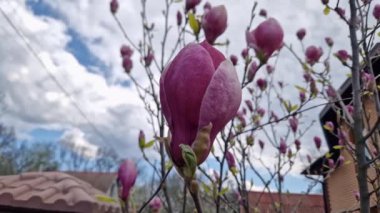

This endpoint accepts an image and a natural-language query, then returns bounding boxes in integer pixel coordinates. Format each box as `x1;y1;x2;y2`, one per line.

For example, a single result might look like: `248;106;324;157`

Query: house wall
327;96;380;213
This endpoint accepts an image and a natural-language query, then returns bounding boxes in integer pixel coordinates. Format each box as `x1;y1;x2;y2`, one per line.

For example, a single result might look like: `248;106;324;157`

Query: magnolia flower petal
163;43;216;166
200;41;225;69
199;60;242;147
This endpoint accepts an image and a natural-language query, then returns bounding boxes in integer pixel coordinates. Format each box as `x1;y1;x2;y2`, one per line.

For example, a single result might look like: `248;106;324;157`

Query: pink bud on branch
149;197;162;213
296;28;306;41
117;160;137;201
160;41;242;168
314;136;322;150
201;5;228;44
246;18;284;63
373;4;380;20
110;0;119;14
305;45;323;66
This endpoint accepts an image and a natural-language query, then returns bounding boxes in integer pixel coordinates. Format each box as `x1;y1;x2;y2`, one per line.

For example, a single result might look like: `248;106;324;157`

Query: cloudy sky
1;0;374;193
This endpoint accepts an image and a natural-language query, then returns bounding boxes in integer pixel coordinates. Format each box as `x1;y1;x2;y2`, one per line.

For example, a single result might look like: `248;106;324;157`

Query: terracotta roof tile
247;191;324;213
64;171;117;193
0;172;121;213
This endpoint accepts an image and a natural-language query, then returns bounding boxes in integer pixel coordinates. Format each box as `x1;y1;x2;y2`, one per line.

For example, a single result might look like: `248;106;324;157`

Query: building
302;44;380;212
0;172;121;213
245;191;324;213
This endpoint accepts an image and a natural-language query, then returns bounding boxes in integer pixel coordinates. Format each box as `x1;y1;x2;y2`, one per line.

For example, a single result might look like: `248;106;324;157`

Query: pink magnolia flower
245;100;253;112
110;0;118;14
294;139;301;151
353;191;360;201
362;72;376;91
185;0;201;12
299;91;306;103
259;139;265;150
120;45;133;57
177;11;182;26
122;57;133;74
236;111;246;128
335;50;351;63
279;138;287;154
226;151;237;170
346;104;354;115
257;108;265;117
266;65;274;74
326;85;336;98
325;37;334;47
271;111;279;123
314;136;322;150
296;28;306;41
144;50;154;67
201;5;228;44
247;61;258;82
230;54;238;66
246;18;284;63
256;78;267;91
289;117;298;133
305;46;323;65
374;4;380;20
328;159;335;170
149;197;162;213
117;160;137;201
324;121;335;132
336;7;345;18
338;155;345;164
307;154;312;163
160;41;242;167
259;9;267;17
241;48;249;59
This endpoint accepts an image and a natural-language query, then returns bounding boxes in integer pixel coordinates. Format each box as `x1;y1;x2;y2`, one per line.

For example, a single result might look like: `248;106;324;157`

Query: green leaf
218;187;229;196
188;12;200;35
165;161;173;170
295;85;308;93
202;183;212;194
377;31;380;37
96;195;117;203
333;145;344;150
325;152;333;159
143;139;155;148
180;144;197;179
323;6;330;15
290;104;299;113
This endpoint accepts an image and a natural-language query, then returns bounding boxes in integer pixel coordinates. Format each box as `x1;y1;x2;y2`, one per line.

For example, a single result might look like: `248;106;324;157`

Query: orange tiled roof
247;191;324;213
64;171;117;193
0;172;121;213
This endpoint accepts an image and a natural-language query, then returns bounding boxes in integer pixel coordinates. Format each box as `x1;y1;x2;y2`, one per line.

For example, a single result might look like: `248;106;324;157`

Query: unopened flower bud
295;139;301;151
373;4;380;20
289;117;298;133
120;45;133;57
305;45;323;65
314;136;322;150
259;9;267;17
279;138;287;154
122;56;133;74
110;0;119;14
296;28;306;41
230;54;238;66
325;37;334;47
247;61;258;82
256;78;267;91
177;11;182;26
